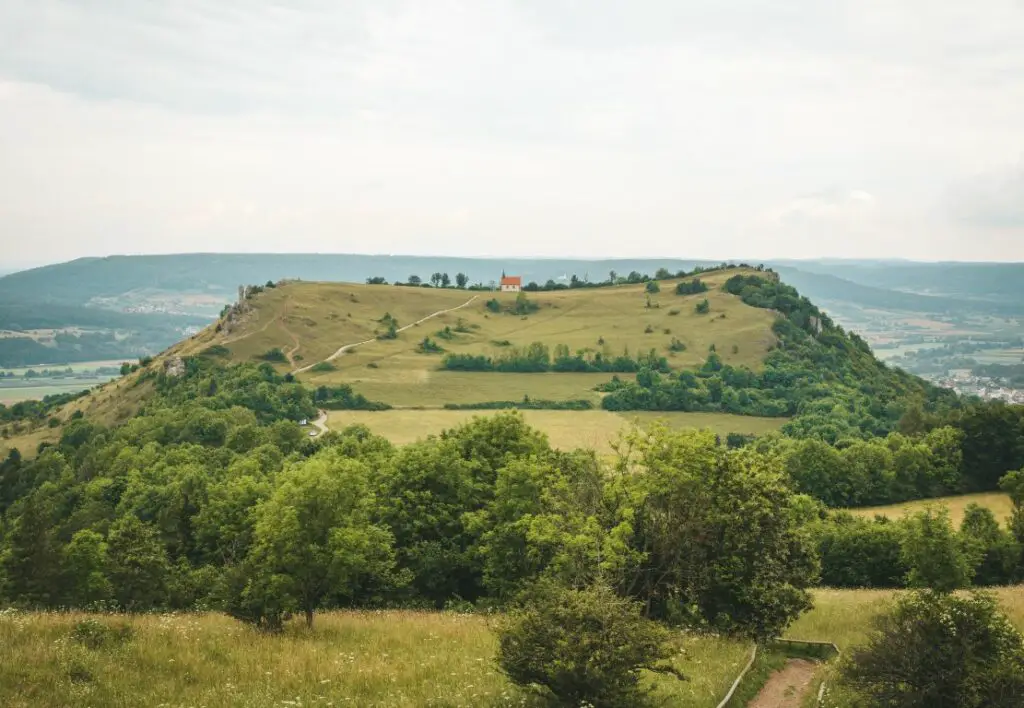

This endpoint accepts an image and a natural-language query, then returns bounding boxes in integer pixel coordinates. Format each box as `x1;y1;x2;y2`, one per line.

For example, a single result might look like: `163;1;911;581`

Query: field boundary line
292;295;478;375
716;643;757;708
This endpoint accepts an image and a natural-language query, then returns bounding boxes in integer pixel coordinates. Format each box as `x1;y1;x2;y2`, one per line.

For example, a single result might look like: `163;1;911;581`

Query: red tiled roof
500;276;522;286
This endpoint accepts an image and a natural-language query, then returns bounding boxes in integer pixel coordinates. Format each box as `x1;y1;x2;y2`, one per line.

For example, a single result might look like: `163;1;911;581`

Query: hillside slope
1;265;958;458
174;268;776;406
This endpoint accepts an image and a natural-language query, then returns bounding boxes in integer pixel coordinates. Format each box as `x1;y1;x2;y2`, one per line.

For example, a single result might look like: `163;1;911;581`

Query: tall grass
0;609;750;708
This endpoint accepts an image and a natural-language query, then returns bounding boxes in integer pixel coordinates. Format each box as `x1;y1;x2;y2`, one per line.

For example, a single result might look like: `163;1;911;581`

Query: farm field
0;360;124;376
326;409;786;453
0;360;122;403
0;610;751;708
848;491;1014;525
0;379;108;404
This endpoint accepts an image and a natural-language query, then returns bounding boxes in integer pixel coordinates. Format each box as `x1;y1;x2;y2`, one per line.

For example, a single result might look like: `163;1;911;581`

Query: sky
1;1;1023;266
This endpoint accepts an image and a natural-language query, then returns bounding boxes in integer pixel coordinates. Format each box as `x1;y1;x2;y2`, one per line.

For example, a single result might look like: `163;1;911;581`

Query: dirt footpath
747;658;818;708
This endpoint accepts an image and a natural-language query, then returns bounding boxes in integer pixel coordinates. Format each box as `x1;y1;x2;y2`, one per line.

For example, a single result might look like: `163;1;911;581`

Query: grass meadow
848;491;1014;525
4;588;1022;708
0;610;751;708
326;409;786;454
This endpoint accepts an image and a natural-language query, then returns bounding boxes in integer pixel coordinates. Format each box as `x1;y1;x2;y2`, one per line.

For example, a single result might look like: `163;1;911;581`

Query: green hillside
1;264;961;459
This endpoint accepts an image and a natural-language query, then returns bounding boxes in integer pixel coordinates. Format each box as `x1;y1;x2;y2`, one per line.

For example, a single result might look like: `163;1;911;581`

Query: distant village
931;369;1024;404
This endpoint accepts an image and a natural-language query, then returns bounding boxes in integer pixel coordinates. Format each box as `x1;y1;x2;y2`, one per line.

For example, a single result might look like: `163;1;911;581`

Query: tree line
441;342;671;374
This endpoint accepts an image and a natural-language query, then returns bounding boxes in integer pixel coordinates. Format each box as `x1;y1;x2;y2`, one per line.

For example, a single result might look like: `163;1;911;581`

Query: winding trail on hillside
291;295;479;376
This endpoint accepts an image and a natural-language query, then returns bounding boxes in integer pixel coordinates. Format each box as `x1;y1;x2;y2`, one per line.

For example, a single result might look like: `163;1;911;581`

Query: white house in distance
500;275;522;293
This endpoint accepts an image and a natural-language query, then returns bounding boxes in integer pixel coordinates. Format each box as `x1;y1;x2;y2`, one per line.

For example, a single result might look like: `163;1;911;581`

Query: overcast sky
2;1;1023;266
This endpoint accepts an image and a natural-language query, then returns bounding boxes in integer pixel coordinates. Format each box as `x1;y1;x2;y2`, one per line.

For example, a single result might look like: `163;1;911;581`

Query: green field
0;360;122;403
0;381;104;404
0;359;124;376
326;409;786;454
0;610;751;708
848;491;1014;526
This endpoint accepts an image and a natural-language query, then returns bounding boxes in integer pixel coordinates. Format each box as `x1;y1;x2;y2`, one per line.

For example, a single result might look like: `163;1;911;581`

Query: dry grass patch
327;410;786;454
848;492;1014;526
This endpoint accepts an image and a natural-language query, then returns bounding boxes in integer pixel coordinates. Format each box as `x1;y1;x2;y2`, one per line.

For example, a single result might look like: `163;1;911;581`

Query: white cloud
1;0;1023;264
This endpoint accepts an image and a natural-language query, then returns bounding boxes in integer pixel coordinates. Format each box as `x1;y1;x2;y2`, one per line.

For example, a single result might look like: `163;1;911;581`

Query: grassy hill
177;268;775;405
0;263;951;458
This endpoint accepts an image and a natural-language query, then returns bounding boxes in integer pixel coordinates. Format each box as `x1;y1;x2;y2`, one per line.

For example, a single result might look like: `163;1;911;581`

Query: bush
256;348;287;363
309;361;337;373
695;298;710;314
839;591;1024;707
675;279;709;296
200;345;231;359
417;337;444;354
645;281;660;294
496;583;677;707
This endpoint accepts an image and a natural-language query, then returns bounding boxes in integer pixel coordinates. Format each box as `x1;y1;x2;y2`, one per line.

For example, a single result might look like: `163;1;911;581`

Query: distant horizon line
4;252;1024;271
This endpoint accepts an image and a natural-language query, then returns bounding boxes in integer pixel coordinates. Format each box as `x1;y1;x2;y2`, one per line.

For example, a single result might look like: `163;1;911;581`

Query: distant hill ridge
2;253;1021;315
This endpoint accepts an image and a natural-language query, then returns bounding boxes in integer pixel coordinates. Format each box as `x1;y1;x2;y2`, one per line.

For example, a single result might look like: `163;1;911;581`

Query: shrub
485;298;501;313
256;348;287;363
695;298;710;314
840;590;1024;707
496;583;677;707
668;338;687;352
644;324;654;334
309;361;337;373
675;279;709;296
200;345;231;359
645;281;661;294
417;337;444;354
436;326;456;341
667;308;681;316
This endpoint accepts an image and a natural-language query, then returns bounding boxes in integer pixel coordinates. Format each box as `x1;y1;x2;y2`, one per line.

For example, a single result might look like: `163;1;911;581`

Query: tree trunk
305;607;314;628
